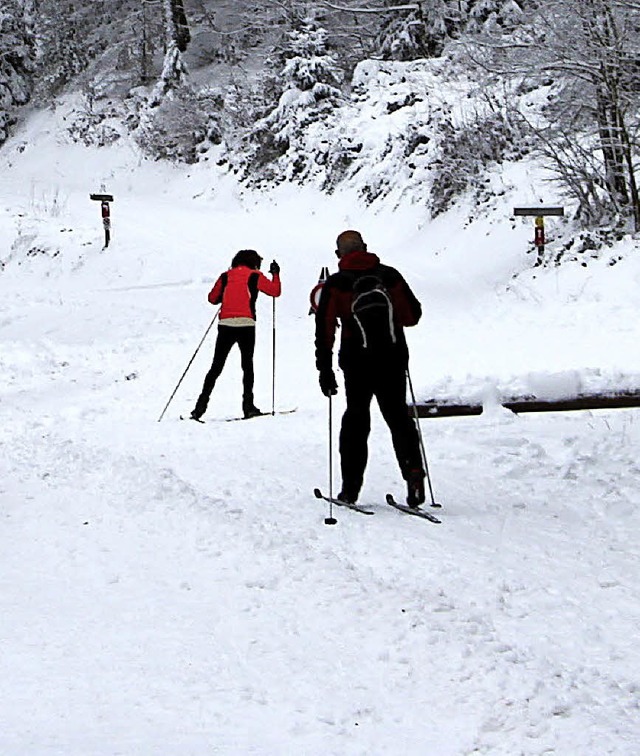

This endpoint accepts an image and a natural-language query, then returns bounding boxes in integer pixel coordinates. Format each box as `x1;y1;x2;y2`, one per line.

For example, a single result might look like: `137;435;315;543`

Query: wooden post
513;206;564;266
90;193;114;248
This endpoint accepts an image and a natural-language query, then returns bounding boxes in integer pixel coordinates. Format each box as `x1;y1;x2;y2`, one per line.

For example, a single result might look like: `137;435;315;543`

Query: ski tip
385;493;395;505
313;488;323;499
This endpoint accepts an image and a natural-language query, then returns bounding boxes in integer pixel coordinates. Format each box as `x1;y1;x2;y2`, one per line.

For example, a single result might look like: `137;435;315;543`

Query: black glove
269;260;280;275
319;368;338;397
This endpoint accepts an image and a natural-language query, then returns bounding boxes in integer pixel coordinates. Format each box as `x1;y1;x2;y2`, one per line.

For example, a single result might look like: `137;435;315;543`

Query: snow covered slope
1;102;639;754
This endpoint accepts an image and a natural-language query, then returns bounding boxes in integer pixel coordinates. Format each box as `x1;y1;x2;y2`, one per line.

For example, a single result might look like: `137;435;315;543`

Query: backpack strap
350;271;397;349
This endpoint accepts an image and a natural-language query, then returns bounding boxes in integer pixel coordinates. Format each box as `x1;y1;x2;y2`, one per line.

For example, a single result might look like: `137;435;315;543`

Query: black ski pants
339;355;422;500
195;325;256;415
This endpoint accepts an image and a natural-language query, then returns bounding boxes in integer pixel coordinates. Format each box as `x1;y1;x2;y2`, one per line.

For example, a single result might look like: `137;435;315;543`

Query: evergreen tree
33;0;97;98
0;0;35;144
376;0;525;60
248;16;343;178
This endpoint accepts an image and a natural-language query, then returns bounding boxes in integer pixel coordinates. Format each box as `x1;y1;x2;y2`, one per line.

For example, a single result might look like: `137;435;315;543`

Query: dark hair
231;249;262;269
336;230;367;256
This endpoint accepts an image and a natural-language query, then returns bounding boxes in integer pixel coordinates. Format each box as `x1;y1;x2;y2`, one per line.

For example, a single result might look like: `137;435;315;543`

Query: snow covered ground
1;105;640;754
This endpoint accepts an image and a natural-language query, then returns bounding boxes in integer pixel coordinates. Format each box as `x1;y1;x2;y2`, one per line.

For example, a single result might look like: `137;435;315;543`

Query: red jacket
208;265;281;320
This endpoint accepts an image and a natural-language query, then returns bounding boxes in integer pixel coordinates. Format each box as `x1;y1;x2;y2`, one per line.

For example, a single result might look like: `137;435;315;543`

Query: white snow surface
1;102;640;755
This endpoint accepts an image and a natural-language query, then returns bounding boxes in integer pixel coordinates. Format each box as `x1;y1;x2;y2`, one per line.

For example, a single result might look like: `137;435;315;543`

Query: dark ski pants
194;325;256;416
339;357;422;500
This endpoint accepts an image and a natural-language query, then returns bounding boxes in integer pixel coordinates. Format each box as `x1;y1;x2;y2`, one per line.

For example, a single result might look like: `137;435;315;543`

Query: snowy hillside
1;102;640;754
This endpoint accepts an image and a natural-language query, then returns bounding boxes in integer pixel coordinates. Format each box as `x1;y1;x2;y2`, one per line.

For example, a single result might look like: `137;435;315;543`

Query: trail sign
513;206;565;266
90;193;114;248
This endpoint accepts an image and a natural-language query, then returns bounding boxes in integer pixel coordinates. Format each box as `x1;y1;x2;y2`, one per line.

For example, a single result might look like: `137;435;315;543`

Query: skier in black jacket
315;230;426;507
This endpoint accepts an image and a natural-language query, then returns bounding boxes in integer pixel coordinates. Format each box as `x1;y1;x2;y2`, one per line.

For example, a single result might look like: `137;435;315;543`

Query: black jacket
315;249;422;373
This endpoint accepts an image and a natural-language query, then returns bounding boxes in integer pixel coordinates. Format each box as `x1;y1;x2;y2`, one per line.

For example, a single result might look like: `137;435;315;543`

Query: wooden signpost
90;193;114;248
513;206;564;266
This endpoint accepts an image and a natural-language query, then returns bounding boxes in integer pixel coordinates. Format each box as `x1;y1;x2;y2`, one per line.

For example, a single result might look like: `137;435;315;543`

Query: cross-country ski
180;408;297;423
224;408;297;422
313;488;375;515
386;494;442;523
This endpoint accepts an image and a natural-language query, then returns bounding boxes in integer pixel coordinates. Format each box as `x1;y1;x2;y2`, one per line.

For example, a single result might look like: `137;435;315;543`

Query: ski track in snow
1;135;640;752
2;333;639;754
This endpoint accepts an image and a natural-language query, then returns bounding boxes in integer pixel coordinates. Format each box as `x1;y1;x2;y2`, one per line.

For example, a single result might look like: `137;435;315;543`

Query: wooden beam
414;391;640;418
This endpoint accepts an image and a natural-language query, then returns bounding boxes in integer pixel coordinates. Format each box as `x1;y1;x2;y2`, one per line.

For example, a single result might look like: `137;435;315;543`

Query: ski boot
406;469;426;509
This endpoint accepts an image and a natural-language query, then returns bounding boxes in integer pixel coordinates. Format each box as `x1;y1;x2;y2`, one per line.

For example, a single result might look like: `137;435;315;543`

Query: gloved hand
269;260;280;275
319;368;338;397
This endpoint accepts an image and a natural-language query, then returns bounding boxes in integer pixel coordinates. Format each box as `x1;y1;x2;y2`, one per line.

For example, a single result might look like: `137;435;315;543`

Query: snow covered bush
64;89;123;147
430;107;527;216
136;86;223;164
546;227;627;268
325;59;527;212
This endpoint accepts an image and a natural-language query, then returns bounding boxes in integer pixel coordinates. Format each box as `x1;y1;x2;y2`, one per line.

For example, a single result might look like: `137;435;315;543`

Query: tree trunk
171;0;190;53
585;0;631;216
595;88;629;210
617;112;640;231
163;0;190;53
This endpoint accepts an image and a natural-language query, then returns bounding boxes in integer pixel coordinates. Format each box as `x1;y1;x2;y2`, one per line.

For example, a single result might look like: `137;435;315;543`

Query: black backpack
350;273;397;350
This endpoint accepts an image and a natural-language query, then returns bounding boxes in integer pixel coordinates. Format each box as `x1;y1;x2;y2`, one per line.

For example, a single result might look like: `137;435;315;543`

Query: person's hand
269;260;280;275
319;368;338;397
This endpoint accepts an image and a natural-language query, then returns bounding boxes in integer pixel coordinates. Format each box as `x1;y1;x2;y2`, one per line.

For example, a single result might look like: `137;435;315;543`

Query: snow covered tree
0;0;35;144
129;0;164;87
147;0;191;106
278;21;343;93
32;0;102;98
472;0;640;230
246;16;344;181
137;0;220;163
376;0;526;60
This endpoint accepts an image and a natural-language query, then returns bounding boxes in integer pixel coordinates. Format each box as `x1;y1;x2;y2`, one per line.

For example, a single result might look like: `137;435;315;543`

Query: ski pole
406;366;440;508
271;296;276;415
325;394;337;525
157;308;220;422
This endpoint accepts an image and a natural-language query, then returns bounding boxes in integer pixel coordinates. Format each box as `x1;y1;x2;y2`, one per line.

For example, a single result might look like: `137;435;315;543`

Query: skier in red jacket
191;249;281;420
